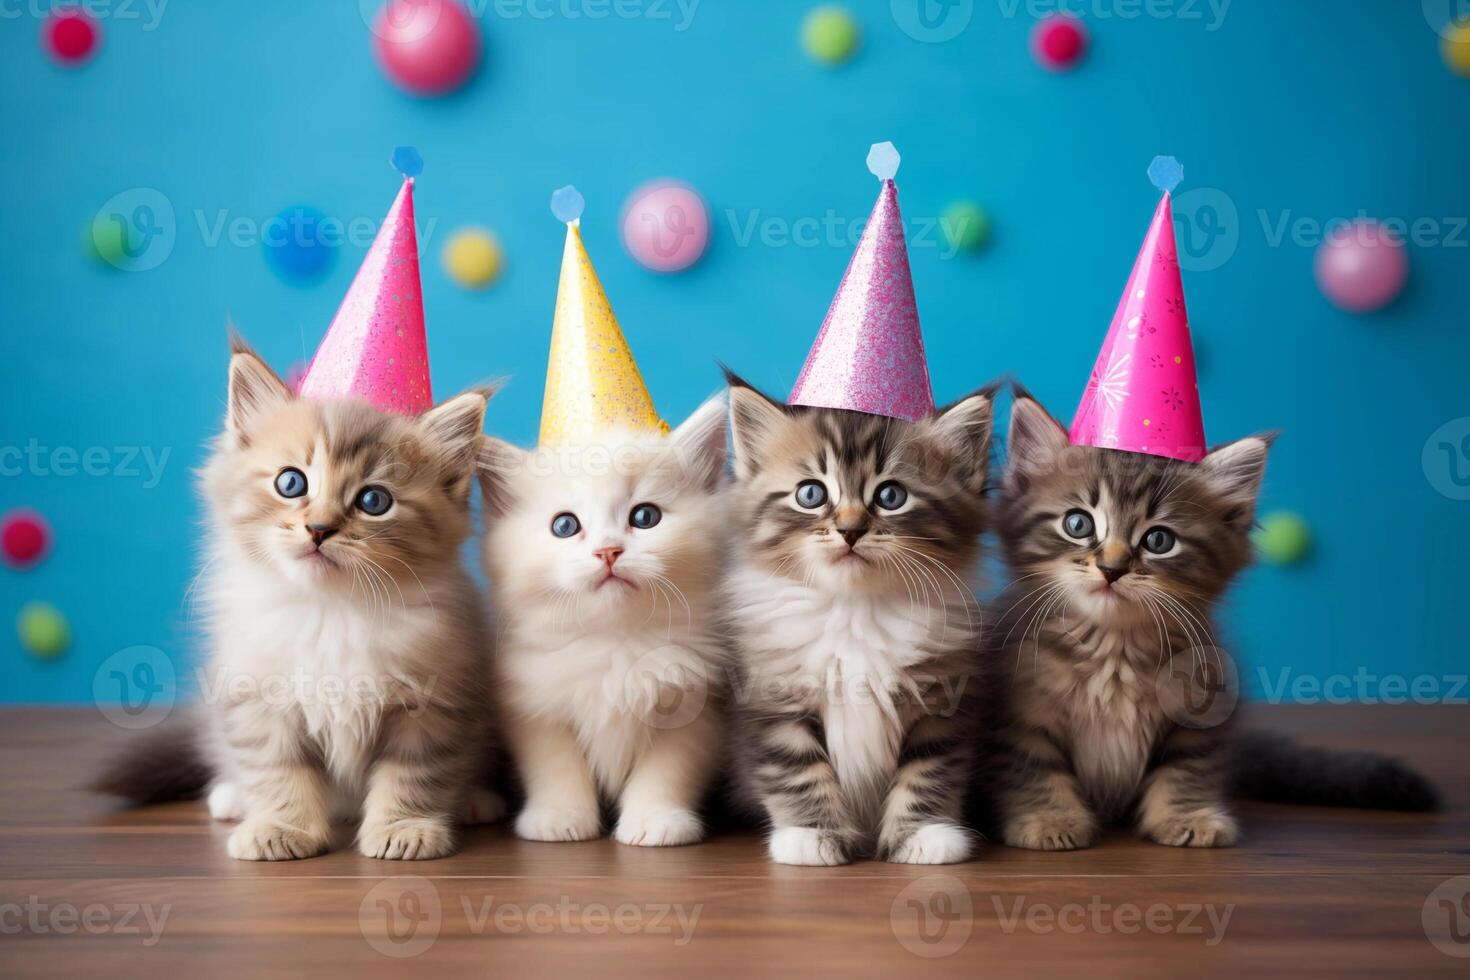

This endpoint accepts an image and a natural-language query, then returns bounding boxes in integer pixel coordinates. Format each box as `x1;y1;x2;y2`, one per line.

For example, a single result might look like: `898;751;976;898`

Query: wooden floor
2;707;1469;978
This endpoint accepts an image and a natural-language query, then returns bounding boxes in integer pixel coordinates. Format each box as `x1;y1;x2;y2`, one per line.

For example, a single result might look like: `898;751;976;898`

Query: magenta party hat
788;142;935;421
298;147;432;416
1069;156;1206;463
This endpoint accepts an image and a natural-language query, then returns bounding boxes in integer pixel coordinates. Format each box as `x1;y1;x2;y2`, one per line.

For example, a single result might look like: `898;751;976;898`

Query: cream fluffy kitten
477;397;728;847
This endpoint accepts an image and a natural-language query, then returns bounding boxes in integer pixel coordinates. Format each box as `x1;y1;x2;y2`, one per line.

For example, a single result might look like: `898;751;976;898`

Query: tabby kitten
477;397;729;847
97;340;497;861
724;376;992;866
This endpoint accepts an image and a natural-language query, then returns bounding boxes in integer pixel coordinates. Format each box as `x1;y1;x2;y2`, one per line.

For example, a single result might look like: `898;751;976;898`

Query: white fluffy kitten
477;397;728;847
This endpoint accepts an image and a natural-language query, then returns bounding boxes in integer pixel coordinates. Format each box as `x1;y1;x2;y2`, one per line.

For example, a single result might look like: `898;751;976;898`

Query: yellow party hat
539;186;666;445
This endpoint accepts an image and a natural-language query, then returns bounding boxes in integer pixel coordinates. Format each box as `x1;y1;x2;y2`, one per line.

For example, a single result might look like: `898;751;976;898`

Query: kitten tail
90;711;211;806
1232;729;1439;812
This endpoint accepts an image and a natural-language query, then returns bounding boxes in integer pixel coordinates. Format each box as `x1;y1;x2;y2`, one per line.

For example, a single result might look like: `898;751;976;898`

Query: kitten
476;397;729;847
96;339;498;861
723;375;993;866
985;391;1435;851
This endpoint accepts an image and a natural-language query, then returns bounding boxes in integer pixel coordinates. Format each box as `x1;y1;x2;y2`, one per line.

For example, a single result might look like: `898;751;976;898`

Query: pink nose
594;547;623;569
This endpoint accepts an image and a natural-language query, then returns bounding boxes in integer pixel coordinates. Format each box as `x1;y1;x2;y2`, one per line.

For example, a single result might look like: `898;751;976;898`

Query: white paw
226;820;328;861
206;781;246;822
768;827;851;866
613;808;704;847
514;803;601;842
460;788;507;826
1003;809;1099;851
885;822;975;865
358;816;456;860
1143;810;1239;848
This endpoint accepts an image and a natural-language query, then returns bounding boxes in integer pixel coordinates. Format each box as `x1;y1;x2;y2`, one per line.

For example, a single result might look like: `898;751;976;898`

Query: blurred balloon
1032;15;1088;72
263;206;335;282
1;509;51;569
442;227;504;288
802;6;859;66
1314;220;1408;313
372;0;482;96
18;602;69;659
621;181;710;273
1443;19;1470;76
42;9;100;67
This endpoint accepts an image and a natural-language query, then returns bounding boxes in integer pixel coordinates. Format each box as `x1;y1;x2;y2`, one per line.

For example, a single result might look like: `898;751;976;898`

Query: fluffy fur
982;391;1435;852
478;397;729;847
723;375;993;866
96;338;499;861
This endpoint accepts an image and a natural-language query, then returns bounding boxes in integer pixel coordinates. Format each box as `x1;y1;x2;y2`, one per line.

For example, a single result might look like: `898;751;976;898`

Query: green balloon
18;601;69;658
942;201;991;252
802;6;859;65
88;215;127;267
1253;511;1312;565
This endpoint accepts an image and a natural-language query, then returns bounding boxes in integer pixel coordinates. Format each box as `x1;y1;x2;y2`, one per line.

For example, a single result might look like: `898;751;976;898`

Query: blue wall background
2;2;1467;703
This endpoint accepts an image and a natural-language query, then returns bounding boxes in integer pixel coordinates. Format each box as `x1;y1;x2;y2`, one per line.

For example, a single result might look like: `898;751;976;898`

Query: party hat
298;147;432;415
539;185;666;445
1069;156;1206;463
788;142;934;421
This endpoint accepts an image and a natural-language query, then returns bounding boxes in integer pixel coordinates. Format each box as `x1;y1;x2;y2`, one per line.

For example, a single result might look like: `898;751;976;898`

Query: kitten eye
1142;527;1177;555
795;481;828;509
355;486;393;516
1063;509;1095;539
874;481;907;510
629;504;661;529
274;467;307;499
551;513;581;538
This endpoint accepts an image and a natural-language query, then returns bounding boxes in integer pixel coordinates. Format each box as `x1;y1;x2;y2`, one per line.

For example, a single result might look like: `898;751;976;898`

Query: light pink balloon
1314;219;1409;313
372;0;481;96
620;180;710;273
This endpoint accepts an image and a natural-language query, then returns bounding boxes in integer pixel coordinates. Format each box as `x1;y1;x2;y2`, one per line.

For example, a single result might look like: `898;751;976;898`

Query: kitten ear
669;394;728;492
1005;390;1069;490
925;389;994;492
475;437;526;517
1200;433;1275;528
723;370;789;479
226;334;293;446
420;387;495;468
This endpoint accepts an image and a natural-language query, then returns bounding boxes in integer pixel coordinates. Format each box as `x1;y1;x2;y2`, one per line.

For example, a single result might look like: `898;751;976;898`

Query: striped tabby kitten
987;391;1271;849
724;376;992;866
97;340;498;861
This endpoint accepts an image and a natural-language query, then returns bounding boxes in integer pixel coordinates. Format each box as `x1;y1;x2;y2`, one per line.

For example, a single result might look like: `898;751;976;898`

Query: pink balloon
620;181;710;273
1314;219;1409;313
372;0;481;96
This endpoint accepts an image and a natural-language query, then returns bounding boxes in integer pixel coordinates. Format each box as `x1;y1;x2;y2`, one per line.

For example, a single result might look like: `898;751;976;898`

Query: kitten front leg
357;708;475;861
507;714;602;842
1136;727;1238;848
614;708;719;847
752;712;858;866
998;725;1099;851
878;713;975;865
222;704;331;861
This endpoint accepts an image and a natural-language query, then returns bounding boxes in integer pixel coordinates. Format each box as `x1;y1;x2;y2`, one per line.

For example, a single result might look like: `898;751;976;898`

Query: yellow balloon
1445;21;1470;77
442;227;503;289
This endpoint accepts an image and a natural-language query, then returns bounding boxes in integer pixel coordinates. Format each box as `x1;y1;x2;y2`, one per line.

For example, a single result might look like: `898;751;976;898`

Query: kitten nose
839;526;868;549
1098;562;1129;584
307;524;339;545
594;547;623;568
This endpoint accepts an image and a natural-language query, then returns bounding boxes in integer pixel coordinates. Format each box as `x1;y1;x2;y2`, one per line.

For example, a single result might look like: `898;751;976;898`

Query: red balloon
2;510;51;568
42;10;100;66
1032;16;1088;71
372;0;482;96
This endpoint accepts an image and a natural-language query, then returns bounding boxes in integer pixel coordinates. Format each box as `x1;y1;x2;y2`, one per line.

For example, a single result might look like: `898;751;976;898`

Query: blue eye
1142;527;1176;554
551;513;580;538
275;468;307;499
795;481;828;509
1063;510;1094;539
355;486;393;516
874;481;907;510
630;504;661;529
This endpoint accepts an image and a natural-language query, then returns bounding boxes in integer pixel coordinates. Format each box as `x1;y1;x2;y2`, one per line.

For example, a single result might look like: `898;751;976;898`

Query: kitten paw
358;816;456;860
614;808;704;847
460;788;507;826
1003;810;1099;851
1142;810;1239;848
884;822;975;865
206;781;246;822
227;820;328;861
514;803;601;842
768;827;852;866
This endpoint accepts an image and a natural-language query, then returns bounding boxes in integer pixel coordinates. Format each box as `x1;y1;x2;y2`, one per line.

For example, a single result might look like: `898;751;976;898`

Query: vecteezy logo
1170;187;1239;272
640;203;697;261
617;648;709;731
1155;646;1239;730
93;646;177;730
92;189;177;272
891;0;974;43
1423;1;1470;36
890;875;973;958
359;0;444;42
1423;876;1470;958
359;877;442;958
1423;418;1470;501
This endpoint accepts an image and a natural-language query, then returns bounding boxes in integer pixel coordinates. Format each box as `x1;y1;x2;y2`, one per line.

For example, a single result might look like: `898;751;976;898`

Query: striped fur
723;375;992;865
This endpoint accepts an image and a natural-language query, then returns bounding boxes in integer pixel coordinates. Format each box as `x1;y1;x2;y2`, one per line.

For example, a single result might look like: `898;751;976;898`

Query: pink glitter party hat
298;147;432;415
788;142;935;421
1069;156;1206;463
